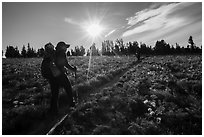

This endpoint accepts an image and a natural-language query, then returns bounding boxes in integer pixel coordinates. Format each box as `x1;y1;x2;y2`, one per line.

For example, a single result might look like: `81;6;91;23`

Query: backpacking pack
41;58;53;79
41;43;61;79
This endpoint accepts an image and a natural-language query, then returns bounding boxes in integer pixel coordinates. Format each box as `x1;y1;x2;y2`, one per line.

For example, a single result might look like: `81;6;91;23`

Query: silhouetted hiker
136;51;140;61
41;42;77;114
53;41;77;109
41;43;59;80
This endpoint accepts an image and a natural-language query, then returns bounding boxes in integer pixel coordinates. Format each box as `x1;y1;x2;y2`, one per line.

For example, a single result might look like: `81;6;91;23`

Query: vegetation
2;33;202;135
2;55;201;135
53;55;202;135
4;36;201;58
2;56;137;134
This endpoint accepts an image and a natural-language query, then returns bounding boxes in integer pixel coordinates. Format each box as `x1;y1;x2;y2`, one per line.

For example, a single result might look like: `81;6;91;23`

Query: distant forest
4;36;201;58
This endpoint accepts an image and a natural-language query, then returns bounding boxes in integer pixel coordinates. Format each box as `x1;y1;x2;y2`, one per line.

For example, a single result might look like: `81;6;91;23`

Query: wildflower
150;111;155;115
148;108;152;112
150;101;156;107
156;117;161;124
143;100;148;104
13;100;18;105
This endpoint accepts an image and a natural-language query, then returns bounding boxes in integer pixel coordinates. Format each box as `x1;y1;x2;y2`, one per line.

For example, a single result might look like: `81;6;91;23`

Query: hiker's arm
65;61;76;72
64;54;77;72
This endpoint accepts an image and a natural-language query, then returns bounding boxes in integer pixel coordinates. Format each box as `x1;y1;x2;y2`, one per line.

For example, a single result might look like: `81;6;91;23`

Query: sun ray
82;18;105;81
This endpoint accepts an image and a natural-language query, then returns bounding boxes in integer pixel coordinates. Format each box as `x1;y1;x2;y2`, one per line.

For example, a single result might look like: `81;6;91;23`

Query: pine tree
5;45;20;58
21;45;27;58
37;48;44;57
80;46;85;56
188;36;195;51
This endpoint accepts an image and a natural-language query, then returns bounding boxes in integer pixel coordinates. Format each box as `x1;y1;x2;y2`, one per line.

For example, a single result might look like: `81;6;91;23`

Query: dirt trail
78;59;140;103
91;60;141;94
30;59;141;135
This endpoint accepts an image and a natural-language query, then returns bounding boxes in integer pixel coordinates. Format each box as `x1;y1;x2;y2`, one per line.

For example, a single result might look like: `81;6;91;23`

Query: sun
86;23;103;38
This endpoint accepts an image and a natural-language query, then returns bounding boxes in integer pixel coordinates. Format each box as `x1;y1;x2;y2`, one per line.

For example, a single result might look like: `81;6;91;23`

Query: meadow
2;56;137;134
2;55;202;135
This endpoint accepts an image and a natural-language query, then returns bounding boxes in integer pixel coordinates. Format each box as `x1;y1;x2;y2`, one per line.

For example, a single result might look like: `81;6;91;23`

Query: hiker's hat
45;42;54;51
56;41;70;51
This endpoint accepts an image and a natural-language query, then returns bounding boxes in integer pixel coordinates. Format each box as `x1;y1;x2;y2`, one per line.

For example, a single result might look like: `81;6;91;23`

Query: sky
2;2;202;52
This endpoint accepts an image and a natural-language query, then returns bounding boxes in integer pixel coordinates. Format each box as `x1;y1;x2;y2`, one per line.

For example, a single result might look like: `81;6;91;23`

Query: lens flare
85;21;103;81
86;23;103;38
87;47;92;80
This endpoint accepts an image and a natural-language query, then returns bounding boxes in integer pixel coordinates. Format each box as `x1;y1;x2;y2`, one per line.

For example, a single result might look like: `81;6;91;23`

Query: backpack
41;43;61;79
41;58;53;79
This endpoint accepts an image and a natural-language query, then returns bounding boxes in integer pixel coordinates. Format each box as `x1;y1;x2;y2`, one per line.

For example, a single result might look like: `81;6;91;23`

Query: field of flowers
53;55;202;135
2;56;137;134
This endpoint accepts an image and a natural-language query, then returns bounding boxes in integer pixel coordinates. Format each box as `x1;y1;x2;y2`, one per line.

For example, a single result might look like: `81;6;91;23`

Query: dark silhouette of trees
175;43;181;54
70;45;86;56
101;36;201;56
26;43;37;57
5;43;41;58
5;46;20;58
4;35;201;58
71;49;75;56
133;41;139;54
74;46;80;56
187;36;201;54
140;42;152;55
37;48;45;57
80;46;86;56
21;45;27;58
188;36;195;50
154;40;170;55
67;50;71;56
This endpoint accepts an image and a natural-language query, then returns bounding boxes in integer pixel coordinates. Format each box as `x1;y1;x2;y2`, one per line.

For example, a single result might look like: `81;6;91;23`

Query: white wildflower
150;111;155;115
148;108;152;112
143;100;148;104
150;102;156;107
156;117;161;124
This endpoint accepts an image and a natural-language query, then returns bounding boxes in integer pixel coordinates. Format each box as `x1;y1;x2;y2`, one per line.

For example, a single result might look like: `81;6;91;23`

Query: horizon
2;2;202;52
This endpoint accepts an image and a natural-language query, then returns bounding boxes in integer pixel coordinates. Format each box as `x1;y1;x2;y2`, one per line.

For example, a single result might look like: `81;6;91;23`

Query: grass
54;55;202;135
2;56;137;134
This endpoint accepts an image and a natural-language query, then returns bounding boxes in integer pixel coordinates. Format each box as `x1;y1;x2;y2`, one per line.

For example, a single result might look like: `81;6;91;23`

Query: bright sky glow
86;23;103;38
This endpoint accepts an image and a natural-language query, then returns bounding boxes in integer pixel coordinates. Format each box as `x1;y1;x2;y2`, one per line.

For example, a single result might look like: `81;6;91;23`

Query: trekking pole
74;68;78;104
74;70;77;81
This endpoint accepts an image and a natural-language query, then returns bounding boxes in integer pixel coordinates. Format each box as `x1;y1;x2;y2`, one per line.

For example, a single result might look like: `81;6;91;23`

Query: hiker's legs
49;79;59;113
58;74;74;107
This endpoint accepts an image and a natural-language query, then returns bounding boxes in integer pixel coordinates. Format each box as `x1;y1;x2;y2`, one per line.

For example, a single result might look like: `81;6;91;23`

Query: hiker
41;42;77;114
54;41;77;109
136;50;140;61
41;42;58;80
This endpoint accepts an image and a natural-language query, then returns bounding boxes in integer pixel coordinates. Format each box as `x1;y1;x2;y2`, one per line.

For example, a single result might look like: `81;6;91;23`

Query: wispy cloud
123;2;195;37
64;17;81;26
105;29;116;37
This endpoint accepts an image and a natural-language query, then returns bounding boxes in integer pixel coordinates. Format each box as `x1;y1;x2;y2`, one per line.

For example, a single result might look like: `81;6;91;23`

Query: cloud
123;2;195;37
64;17;81;26
105;29;116;37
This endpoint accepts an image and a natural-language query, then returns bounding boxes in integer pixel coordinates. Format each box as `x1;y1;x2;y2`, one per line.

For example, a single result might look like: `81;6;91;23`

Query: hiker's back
41;57;53;79
55;50;67;68
41;43;55;79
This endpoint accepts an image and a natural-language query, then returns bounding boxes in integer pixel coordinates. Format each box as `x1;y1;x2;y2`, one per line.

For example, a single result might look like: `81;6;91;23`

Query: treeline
4;43;45;58
69;46;86;56
4;36;201;58
4;43;87;58
101;36;201;56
